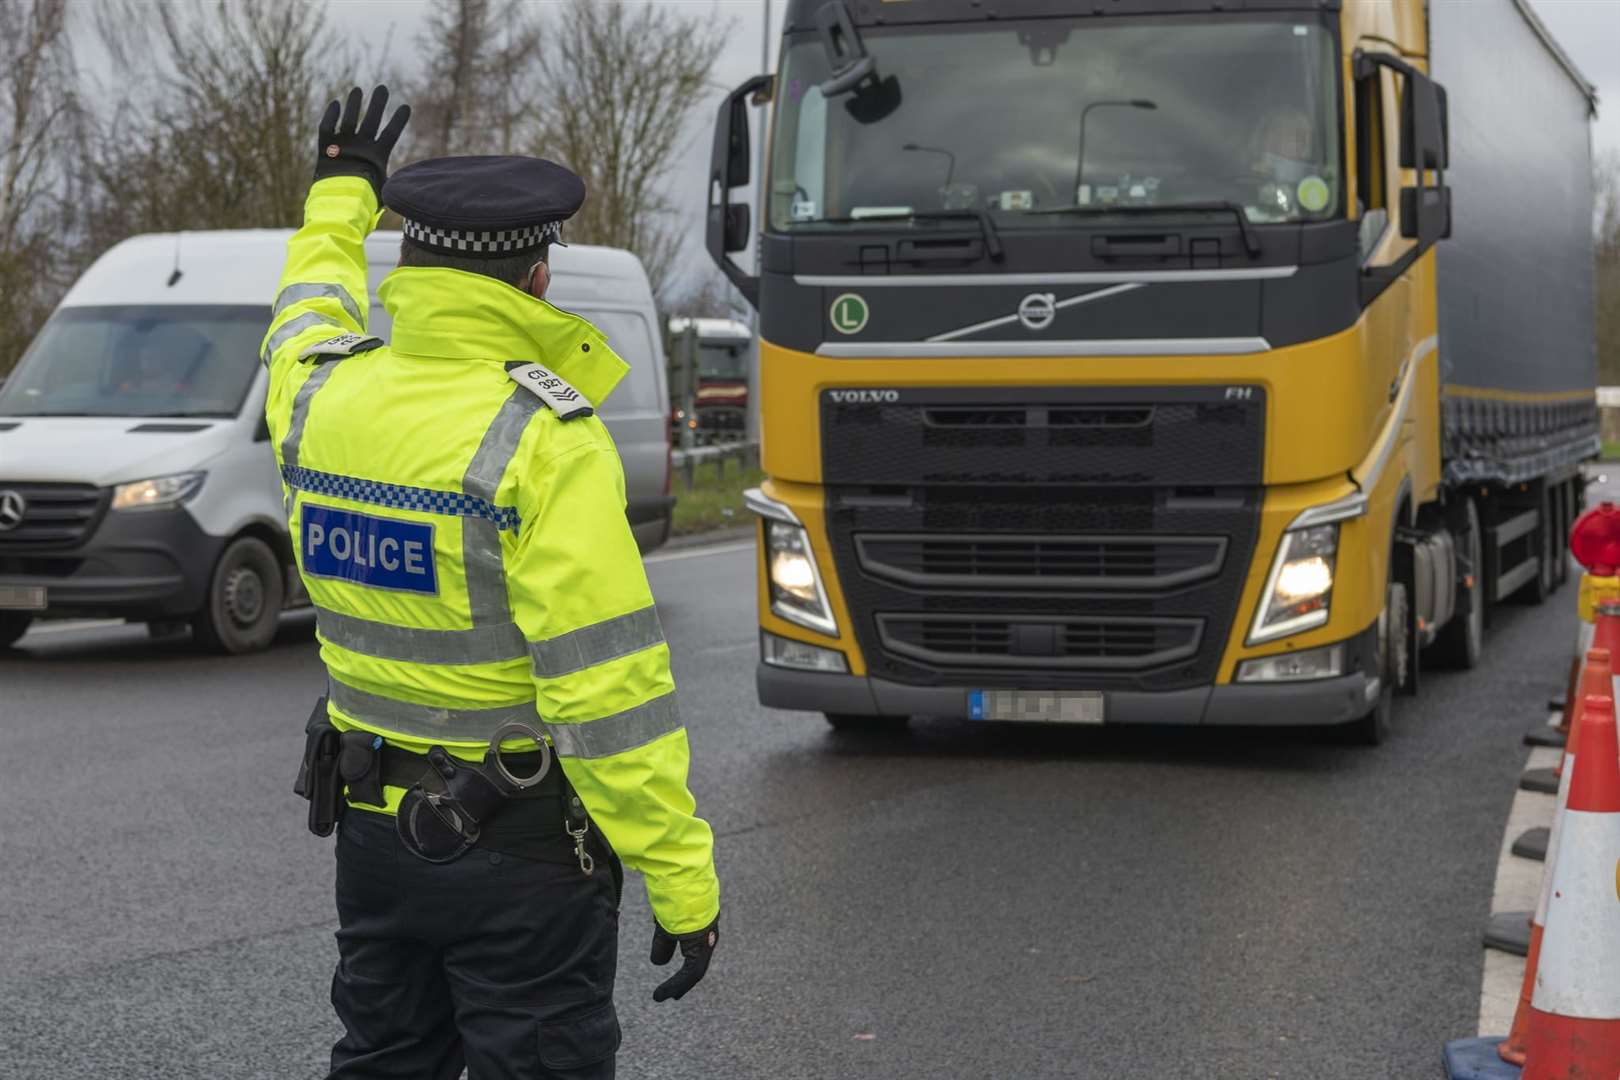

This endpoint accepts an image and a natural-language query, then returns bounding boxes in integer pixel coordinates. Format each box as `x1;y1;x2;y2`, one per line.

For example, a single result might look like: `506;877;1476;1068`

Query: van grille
0;483;107;548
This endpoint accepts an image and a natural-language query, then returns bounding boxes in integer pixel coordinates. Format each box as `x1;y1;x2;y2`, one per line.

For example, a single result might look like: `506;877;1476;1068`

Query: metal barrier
671;441;760;490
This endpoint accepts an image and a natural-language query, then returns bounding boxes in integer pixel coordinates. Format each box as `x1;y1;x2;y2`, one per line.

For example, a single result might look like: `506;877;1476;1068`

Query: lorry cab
0;231;673;652
667;316;754;442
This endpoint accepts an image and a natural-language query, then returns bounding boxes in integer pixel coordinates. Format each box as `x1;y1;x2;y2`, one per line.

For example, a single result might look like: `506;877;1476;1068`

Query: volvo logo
828;389;899;404
1017;293;1057;331
0;490;25;532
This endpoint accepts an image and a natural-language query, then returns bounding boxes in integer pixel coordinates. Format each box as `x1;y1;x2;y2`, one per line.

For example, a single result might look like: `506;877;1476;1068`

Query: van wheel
1427;496;1484;670
0;613;32;649
192;537;284;654
825;713;910;734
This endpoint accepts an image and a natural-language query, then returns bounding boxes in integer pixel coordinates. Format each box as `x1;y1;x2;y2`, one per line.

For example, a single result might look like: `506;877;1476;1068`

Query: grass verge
1604;441;1620;461
672;461;765;536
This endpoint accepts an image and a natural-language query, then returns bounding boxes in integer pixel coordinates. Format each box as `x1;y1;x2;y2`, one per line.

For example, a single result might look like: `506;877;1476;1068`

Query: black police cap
382;155;586;257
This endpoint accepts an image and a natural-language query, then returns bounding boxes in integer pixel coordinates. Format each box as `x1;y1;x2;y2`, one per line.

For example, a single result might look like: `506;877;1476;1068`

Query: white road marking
1477;736;1563;1036
645;541;754;565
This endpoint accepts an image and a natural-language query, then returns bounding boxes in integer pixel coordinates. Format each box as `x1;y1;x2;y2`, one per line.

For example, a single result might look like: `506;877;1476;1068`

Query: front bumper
758;625;1381;727
0;507;227;620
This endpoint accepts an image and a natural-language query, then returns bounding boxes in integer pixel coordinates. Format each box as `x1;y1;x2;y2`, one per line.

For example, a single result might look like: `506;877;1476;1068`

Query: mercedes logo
0;490;25;532
1017;293;1057;332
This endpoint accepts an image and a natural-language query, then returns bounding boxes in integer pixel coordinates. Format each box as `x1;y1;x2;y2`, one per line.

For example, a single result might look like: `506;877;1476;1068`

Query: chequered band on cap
401;218;563;255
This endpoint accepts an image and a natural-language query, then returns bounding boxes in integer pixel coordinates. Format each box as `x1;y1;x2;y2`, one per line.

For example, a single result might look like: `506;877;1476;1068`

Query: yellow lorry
708;0;1599;742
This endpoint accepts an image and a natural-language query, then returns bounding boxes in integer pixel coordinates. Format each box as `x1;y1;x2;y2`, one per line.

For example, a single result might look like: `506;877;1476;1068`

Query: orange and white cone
1521;693;1620;1079
1500;649;1614;1065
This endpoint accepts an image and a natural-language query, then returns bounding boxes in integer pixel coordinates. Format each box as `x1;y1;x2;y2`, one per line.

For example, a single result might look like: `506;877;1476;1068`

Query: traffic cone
1521;693;1620;1079
1500;649;1614;1064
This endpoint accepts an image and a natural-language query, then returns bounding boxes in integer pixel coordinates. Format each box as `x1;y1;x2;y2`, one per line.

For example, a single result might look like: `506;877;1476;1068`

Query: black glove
315;85;410;198
650;916;718;1002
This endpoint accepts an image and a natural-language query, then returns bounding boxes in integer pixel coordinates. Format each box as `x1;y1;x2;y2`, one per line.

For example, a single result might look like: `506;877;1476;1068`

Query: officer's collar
377;266;628;407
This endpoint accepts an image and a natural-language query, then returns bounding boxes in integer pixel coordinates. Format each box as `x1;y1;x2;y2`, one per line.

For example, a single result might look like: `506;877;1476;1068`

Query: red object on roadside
1569;502;1620;575
1501;647;1615;1065
1520;694;1620;1079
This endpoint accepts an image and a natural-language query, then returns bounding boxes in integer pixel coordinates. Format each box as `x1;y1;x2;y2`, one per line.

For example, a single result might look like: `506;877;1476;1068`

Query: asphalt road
0;524;1581;1078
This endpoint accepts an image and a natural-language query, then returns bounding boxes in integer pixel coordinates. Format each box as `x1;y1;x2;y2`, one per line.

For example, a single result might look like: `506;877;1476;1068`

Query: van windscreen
0;304;269;419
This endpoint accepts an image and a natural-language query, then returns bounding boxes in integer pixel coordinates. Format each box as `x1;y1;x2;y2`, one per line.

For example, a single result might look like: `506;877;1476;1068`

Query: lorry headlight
765;520;838;635
111;471;206;511
1250;524;1337;643
1236;643;1344;683
762;631;849;672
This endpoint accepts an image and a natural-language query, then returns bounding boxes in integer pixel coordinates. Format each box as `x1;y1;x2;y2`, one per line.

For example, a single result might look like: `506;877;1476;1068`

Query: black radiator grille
0;483;107;548
855;533;1226;591
878;614;1202;670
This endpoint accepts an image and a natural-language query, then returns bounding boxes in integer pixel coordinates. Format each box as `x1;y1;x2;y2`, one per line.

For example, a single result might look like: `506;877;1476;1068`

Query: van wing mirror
707;73;773;309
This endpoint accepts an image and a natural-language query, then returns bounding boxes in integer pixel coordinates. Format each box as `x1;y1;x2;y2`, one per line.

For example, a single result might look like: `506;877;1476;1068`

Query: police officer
267;86;720;1079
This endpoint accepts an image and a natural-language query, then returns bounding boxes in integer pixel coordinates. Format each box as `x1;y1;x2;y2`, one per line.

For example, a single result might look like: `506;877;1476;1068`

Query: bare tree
530;0;728;303
404;0;541;160
80;0;349;246
0;0;79;374
1596;152;1620;385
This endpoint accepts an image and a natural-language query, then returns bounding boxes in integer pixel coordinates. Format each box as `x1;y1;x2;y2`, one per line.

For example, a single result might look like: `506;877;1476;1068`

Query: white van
0;231;673;652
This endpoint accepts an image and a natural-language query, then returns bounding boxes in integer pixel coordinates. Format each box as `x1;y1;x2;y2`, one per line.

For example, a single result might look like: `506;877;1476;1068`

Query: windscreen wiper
1027;201;1260;257
844;208;1005;262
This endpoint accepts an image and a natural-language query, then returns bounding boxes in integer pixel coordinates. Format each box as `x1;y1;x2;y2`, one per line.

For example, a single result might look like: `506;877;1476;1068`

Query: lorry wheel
0;612;32;649
1427;497;1484;670
1349;577;1407;746
825;713;910;734
192;536;284;655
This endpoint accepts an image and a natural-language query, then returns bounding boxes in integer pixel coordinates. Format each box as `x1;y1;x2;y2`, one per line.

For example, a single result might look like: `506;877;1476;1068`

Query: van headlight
765;520;838;636
1249;524;1337;643
111;471;206;511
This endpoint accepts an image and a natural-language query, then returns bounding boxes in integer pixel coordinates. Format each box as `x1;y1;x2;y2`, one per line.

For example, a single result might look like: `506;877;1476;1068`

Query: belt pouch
338;730;386;807
293;695;332;798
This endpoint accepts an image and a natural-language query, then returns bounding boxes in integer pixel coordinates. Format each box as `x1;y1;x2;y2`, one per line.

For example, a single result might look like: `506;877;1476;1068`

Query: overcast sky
319;0;1618;289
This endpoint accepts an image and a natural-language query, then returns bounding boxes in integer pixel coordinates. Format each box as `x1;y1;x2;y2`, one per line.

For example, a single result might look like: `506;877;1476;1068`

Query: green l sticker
830;293;869;335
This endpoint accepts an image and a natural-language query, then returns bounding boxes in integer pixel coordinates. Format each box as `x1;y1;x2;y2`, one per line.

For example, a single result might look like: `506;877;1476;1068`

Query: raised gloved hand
314;85;410;198
650;916;718;1002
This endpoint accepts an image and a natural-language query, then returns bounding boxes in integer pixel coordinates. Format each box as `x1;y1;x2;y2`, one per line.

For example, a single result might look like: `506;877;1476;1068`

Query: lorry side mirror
815;2;876;97
725;95;751;189
1396;70;1451;247
724;204;751;254
707;72;773;309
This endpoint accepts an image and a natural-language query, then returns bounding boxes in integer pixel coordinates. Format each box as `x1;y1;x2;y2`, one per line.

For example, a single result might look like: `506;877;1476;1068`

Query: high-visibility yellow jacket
261;176;718;933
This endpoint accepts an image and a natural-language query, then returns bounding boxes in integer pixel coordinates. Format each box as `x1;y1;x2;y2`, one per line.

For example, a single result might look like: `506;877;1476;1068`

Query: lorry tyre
1427;497;1484;670
192;536;284;655
0;612;33;649
825;713;910;734
1349;576;1407;746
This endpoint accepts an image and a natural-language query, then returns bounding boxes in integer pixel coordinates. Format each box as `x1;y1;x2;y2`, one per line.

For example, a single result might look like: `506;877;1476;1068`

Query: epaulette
505;361;594;420
299;333;385;361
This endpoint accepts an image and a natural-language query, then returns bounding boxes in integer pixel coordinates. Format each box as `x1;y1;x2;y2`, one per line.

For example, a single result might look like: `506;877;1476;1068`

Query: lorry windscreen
768;16;1340;231
0;305;268;419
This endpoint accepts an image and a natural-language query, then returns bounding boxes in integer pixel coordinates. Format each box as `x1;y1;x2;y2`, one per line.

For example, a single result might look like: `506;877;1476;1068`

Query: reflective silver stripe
261;310;331;366
461;387;541;626
272;281;363;328
528;606;666;678
316;606;527;665
328;677;537;741
814;337;1273;358
794;267;1299;287
545;692;682;759
280;360;343;471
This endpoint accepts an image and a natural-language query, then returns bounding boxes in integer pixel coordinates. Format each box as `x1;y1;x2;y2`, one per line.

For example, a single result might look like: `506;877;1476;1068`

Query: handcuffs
396;721;592;872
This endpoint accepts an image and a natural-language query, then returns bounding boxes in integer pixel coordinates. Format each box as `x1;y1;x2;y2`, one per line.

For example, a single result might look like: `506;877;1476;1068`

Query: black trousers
329;807;621;1080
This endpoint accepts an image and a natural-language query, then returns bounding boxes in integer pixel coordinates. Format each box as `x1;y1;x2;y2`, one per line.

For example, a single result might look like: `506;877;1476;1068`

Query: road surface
0;524;1577;1078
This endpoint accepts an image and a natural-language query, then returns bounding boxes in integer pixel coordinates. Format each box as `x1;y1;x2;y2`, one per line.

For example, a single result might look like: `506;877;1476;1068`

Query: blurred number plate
969;690;1104;724
0;585;45;610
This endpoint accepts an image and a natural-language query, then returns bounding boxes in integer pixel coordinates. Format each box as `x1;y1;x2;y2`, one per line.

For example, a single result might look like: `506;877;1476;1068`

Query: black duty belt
296;697;598;871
